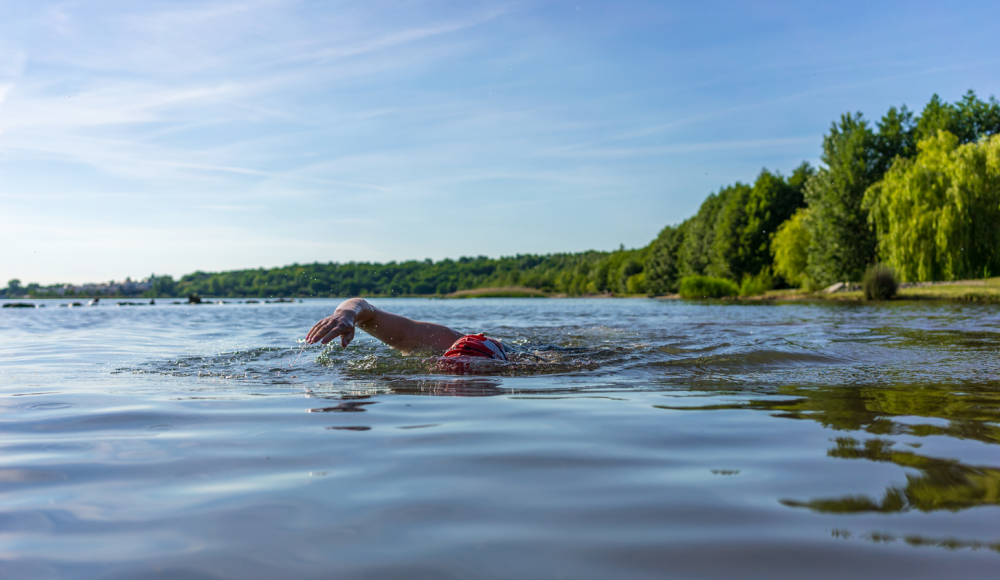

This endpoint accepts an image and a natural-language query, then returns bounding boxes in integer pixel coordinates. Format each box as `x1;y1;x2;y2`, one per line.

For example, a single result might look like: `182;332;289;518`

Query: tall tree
678;189;729;277
864;132;1000;281
874;105;917;173
771;209;811;287
786;161;815;195
707;182;752;279
916;90;1000;145
805;112;880;284
738;167;809;280
915;94;956;143
953;89;1000;143
645;224;685;293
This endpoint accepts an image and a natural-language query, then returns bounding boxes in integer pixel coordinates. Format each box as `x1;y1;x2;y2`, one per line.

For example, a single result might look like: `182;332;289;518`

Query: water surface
2;298;998;579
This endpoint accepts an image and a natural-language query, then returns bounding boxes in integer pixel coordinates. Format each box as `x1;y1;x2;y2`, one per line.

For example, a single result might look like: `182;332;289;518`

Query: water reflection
308;401;376;413
659;382;1000;515
831;529;1000;552
657;383;1000;444
785;436;1000;513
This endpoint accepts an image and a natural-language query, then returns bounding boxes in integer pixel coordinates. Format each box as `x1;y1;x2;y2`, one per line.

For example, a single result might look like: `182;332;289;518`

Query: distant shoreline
4;278;999;305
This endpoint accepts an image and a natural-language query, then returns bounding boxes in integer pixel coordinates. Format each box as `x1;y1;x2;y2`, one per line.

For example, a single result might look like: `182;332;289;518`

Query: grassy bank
896;278;1000;302
724;278;1000;303
443;287;551;299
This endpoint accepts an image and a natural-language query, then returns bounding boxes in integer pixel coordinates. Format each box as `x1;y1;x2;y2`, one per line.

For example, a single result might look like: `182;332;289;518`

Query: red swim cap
442;334;509;361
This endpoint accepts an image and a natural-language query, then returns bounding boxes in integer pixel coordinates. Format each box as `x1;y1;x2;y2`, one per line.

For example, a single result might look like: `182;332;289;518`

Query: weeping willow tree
863;131;1000;281
770;208;811;287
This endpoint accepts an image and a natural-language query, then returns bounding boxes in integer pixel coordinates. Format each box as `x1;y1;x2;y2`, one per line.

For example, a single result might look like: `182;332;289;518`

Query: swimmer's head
442;334;509;361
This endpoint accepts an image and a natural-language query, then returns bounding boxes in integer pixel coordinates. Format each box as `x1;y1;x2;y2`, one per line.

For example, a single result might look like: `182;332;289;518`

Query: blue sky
2;0;998;285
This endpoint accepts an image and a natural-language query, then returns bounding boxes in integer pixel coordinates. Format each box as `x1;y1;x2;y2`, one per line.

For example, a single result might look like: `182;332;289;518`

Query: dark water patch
26;402;76;410
308;401;376;413
0;469;68;483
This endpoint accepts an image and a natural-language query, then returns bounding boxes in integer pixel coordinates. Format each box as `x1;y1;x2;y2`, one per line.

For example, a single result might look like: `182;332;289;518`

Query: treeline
7;90;998;300
648;89;1000;292
154;249;651;298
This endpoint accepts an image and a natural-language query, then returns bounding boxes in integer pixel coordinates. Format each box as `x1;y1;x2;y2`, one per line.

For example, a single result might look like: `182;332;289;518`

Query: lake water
2;297;999;579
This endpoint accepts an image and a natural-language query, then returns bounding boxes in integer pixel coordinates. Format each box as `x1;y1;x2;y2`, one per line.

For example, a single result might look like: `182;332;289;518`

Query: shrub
740;269;773;297
625;272;647;295
679;275;739;299
862;264;898;300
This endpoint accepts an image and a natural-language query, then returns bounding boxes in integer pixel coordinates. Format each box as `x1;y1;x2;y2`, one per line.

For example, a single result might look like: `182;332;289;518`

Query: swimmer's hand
306;309;358;348
307;298;377;348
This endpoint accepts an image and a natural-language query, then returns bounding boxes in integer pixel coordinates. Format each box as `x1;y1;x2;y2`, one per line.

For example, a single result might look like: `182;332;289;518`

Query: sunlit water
2;297;999;579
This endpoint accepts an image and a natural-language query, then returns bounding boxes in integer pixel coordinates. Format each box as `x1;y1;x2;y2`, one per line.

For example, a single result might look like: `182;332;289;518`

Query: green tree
805;112;880;285
915;94;956;143
679;188;730;277
707;182;752;279
645;224;685;293
149;275;176;297
738;167;808;280
864;132;1000;281
771;209;811;287
6;279;21;296
953;89;1000;142
625;272;647;294
874;105;917;172
916;90;1000;145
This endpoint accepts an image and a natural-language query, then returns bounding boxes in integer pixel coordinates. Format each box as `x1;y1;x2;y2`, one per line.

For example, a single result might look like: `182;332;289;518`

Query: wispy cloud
292;10;506;64
540;136;820;160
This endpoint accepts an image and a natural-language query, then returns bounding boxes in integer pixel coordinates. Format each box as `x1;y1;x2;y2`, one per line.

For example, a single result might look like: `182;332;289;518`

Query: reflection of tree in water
658;382;1000;514
782;437;1000;513
750;384;1000;446
830;528;1000;552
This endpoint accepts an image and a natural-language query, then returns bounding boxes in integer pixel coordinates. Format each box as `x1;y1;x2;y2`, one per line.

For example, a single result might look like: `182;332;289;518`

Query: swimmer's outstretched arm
306;298;463;354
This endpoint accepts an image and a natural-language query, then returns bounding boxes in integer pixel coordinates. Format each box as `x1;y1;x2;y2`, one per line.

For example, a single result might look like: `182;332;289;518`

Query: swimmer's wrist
336;298;375;323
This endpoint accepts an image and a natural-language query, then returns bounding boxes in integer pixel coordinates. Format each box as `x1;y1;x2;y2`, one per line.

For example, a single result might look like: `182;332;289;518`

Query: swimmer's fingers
341;327;355;349
306;317;336;343
314;321;350;345
307;314;355;345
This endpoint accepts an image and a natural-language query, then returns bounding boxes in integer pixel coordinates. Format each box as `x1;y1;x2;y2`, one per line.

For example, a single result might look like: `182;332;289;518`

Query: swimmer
306;298;511;361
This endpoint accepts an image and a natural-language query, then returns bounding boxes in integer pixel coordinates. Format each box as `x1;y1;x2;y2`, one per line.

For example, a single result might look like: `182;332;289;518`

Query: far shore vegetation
4;90;999;304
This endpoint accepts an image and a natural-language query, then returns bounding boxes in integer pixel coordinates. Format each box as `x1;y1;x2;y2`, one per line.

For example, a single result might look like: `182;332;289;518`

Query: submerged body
306;298;511;361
